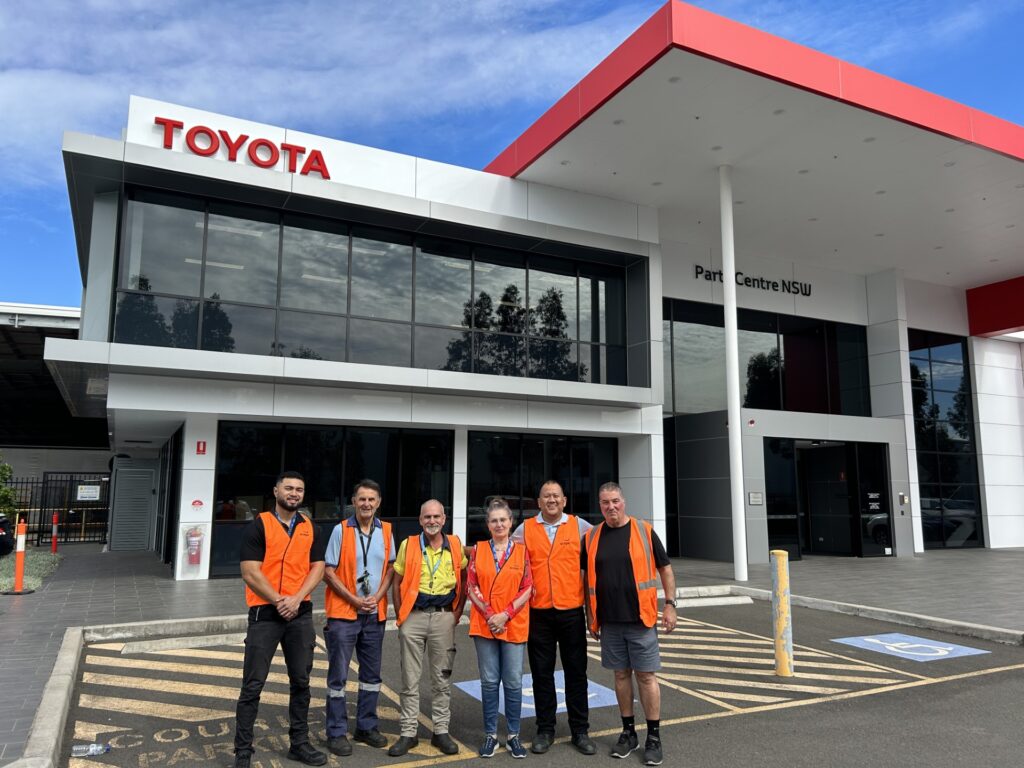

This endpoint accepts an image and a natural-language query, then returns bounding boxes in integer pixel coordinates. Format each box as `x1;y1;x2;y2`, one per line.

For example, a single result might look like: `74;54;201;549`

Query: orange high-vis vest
584;518;659;634
396;534;464;626
524;515;584;610
245;512;315;607
325;519;393;621
469;541;530;643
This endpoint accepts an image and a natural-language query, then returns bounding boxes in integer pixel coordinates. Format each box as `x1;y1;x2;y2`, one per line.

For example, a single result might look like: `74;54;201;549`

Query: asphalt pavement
56;602;1024;768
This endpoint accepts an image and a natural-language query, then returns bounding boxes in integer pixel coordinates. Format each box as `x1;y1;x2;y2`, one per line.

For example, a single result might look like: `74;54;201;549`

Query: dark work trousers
234;606;315;756
324;614;386;737
526;606;590;737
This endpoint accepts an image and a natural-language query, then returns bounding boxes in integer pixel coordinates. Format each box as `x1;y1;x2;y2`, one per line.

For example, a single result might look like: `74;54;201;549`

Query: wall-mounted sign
748;492;764;506
196;440;207;456
694;265;812;297
76;485;101;502
154;116;331;179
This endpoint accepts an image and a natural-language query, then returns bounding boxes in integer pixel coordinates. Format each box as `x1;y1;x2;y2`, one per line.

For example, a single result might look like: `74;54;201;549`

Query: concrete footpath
2;544;1024;766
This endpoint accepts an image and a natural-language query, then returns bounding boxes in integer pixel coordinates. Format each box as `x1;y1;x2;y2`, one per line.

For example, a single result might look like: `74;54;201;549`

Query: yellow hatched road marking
656;677;742;711
659;661;902;684
88;642;126;652
150;646;330;671
659;651;886;672
78;693;231;722
81;671;327;709
652;642;828;655
663;635;774;645
698;690;791;704
659;672;848;695
73;721;132;740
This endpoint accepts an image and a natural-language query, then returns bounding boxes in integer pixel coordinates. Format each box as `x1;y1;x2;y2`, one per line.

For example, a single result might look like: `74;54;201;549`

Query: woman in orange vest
468;498;534;759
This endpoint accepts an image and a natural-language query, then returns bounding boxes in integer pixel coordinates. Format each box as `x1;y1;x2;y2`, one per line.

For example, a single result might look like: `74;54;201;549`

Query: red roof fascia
485;0;1024;177
966;277;1024;337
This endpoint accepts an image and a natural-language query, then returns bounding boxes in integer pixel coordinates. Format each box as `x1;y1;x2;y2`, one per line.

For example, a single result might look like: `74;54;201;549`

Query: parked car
0;513;13;558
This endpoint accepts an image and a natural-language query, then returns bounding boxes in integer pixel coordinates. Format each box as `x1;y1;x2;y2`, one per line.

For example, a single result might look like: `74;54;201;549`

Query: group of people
232;473;677;768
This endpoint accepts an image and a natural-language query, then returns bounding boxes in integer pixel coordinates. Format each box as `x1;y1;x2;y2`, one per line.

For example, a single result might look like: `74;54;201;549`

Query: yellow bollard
770;549;794;677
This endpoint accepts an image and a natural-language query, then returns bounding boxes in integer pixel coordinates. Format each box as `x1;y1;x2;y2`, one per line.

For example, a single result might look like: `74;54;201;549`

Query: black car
0;514;12;558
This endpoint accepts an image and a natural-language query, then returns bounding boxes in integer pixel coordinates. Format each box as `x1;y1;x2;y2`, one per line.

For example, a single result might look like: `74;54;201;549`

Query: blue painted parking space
454;670;618;716
832;632;990;662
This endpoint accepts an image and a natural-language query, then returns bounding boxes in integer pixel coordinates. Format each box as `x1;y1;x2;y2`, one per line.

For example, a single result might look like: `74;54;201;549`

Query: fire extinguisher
186;526;203;566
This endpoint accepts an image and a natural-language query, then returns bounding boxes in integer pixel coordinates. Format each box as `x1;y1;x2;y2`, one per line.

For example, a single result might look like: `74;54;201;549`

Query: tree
115;276;172;346
0;452;16;522
743;348;782;408
200;294;235;352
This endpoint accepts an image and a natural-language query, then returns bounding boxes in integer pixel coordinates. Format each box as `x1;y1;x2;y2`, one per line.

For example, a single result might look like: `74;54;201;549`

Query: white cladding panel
905;279;969;335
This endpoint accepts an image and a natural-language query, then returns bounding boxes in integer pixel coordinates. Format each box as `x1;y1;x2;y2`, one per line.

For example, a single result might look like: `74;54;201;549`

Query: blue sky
2;0;1022;308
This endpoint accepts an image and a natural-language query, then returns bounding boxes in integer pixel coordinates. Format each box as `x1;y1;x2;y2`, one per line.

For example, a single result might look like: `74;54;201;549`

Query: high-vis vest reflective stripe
325;519;392;621
396;534;464;626
524;515;584;610
469;541;529;643
585;518;659;634
245;512;315;607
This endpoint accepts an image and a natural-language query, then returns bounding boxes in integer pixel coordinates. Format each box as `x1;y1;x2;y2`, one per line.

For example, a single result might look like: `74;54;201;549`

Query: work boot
354;728;388;748
572;733;597;755
234;753;251;768
531;732;553;754
431;732;459;754
388;736;419;757
287;742;327;765
325;735;352;756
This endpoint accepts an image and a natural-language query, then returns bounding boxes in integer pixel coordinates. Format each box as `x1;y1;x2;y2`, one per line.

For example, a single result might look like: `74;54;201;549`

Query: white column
452;428;468;541
175;413;218;580
719;165;748;581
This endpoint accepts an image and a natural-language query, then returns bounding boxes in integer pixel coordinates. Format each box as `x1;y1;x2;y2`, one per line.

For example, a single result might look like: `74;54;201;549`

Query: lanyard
275;511;298;536
421;534;446;585
357;523;375;570
490;539;512;569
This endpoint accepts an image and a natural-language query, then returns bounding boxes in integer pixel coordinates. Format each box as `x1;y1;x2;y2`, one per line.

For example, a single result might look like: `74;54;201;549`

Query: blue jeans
474;637;525;737
324;614;386;736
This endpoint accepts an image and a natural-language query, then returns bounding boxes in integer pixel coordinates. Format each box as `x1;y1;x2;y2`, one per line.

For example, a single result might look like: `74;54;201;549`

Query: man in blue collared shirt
322;480;396;756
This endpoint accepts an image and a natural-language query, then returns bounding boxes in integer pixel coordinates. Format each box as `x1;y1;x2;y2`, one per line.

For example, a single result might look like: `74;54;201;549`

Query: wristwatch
664;599;677;608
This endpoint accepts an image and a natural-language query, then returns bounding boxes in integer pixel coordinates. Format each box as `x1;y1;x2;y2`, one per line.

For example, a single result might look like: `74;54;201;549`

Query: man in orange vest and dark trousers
582;482;676;767
387;499;467;758
512;480;597;755
234;471;328;768
322;479;396;756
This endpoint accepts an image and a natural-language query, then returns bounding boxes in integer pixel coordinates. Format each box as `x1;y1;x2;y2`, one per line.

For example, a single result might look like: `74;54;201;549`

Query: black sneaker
287;742;328;766
354;728;388;748
532;732;553;754
610;730;639;759
388;736;419;757
643;737;663;766
325;735;352;756
572;733;597;755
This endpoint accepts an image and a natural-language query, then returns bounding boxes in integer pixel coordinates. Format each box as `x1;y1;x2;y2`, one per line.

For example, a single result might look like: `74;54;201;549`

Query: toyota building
46;1;1024;580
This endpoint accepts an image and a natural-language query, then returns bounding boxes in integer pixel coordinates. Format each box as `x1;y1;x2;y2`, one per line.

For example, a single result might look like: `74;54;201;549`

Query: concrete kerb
11;583;1023;768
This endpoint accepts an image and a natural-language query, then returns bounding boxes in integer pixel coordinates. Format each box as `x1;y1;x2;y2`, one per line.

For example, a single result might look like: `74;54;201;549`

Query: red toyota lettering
185;125;220;157
154;117;184;148
300;150;330;180
218;130;249;162
247;138;280;168
280;142;306;173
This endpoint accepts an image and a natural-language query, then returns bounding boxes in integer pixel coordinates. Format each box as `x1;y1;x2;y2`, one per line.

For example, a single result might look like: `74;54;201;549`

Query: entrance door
765;438;892;558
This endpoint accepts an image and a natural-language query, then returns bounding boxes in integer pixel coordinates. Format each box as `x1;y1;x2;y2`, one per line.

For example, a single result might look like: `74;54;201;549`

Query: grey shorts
600;622;661;672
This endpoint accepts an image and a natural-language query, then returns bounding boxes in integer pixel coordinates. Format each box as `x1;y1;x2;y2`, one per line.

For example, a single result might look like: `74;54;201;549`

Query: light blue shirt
325;517;396;597
512;512;593;545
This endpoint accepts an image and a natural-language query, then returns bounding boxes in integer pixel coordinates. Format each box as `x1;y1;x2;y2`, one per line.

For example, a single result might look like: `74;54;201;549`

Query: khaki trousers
397;609;457;737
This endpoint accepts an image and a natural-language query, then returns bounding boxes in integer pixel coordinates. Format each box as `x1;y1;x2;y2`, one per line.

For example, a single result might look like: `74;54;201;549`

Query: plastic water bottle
71;742;110;756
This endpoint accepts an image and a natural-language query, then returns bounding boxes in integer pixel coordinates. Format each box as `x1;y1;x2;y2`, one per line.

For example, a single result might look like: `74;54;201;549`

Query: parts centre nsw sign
694;265;812;297
154;116;330;179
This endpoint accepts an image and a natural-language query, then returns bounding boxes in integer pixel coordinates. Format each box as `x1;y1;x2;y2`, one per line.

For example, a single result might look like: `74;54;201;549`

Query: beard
277;498;302;513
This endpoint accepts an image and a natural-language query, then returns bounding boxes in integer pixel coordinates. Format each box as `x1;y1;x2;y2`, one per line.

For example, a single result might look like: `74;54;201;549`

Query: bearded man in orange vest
387;499;467;758
511;480;596;755
582;482;676;767
234;471;327;768
322;479;396;756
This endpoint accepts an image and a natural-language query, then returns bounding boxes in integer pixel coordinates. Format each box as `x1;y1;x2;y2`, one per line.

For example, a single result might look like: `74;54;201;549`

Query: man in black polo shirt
582;482;676;767
233;471;328;768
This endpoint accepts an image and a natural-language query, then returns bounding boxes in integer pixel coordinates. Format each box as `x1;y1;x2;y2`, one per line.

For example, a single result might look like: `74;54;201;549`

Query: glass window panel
738;328;780;409
276;310;346;362
930;389;960;422
579;344;626;385
204;205;280;305
909;360;930;390
940;484;981;547
114;293;198;349
673;321;726;413
121;195;204;296
474;332;526;377
780;317;827;414
580;270;626;345
349;230;413;321
466;433;521;545
348;319;411;367
283;426;344;520
839;387;871;417
914;420;937;452
916;453;940;484
474;250;526;334
344;428;400;518
930;361;964;392
201;301;276;355
280;217;348;312
938;421;974;451
570;438;617;525
529;269;577;340
399;431;453;519
831;323;867;361
929;342;964;364
413;326;472;372
528;338;578;381
414;241;472;327
938;453;977;485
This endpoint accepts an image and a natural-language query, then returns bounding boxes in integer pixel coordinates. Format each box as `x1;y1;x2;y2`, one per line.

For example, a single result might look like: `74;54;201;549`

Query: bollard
52;513;59;554
3;520;35;596
770;549;794;677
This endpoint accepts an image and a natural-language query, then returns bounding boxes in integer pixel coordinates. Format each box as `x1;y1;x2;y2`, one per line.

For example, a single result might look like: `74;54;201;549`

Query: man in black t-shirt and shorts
581;482;676;766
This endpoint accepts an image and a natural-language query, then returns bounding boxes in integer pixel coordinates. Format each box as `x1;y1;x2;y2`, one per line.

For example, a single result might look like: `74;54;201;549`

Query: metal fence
6;473;110;544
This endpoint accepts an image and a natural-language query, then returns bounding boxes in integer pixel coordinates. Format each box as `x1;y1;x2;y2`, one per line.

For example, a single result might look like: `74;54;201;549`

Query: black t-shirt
240;513;327;564
581;520;670;625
